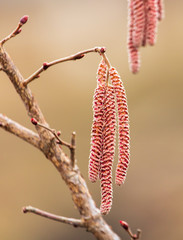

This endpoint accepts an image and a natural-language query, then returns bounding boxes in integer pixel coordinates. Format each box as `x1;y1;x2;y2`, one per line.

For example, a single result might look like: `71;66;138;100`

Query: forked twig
31;118;71;149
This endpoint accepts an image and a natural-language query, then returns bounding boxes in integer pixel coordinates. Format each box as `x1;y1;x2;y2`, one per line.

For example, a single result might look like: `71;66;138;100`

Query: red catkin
133;0;146;48
146;0;158;46
100;85;116;215
127;0;140;74
88;60;107;183
109;67;130;186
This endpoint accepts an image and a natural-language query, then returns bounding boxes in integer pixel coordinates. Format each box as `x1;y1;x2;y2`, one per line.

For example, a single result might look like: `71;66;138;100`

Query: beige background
0;0;183;239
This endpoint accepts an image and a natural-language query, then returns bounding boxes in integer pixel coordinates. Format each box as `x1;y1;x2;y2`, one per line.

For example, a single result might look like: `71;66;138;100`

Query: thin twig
0;16;28;46
0;113;41;149
102;53;111;69
70;131;76;166
22;206;85;228
23;46;106;86
120;220;141;240
31;118;71;149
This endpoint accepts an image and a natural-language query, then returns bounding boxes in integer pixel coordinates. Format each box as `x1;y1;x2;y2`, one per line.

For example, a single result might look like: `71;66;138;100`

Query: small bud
22;207;28;213
16;29;22;35
57;131;61;136
74;54;85;60
35;74;40;78
120;220;129;231
31;118;38;125
43;62;49;70
100;47;106;54
20;15;29;25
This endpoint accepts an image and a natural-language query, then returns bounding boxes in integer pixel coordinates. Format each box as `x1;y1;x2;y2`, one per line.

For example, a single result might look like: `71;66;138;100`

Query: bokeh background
0;0;183;239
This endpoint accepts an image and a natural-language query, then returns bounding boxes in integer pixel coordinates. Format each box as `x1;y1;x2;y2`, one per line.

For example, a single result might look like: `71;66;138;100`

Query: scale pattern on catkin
88;60;107;182
146;0;158;46
128;0;140;74
109;67;130;186
157;0;164;21
100;85;116;215
89;86;105;182
133;0;146;48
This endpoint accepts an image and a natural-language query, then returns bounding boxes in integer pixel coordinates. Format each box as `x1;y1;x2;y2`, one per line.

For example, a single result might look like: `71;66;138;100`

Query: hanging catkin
100;85;116;215
109;67;130;186
88;60;107;182
89;60;130;214
127;0;164;73
127;0;140;74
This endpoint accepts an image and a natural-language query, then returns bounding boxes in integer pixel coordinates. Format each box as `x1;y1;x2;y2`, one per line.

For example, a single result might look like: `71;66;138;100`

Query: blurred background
0;0;183;239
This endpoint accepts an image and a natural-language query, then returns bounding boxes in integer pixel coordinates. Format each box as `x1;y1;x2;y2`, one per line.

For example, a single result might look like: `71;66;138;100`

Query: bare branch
22;206;85;228
0;16;28;46
23;46;106;86
0;113;41;149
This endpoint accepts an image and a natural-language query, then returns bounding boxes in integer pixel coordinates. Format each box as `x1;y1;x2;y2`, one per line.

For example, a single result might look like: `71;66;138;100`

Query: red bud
22;207;27;213
120;220;129;230
20;15;29;24
31;118;38;125
16;29;22;35
74;54;85;60
100;47;106;54
57;131;61;136
43;62;49;70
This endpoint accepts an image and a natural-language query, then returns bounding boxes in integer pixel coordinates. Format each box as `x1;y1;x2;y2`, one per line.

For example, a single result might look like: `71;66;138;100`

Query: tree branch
22;206;85;228
0;19;121;240
23;47;106;86
0;113;41;149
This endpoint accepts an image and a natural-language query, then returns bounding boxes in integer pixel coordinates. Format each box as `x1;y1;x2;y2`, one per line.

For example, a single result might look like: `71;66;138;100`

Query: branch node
43;62;49;70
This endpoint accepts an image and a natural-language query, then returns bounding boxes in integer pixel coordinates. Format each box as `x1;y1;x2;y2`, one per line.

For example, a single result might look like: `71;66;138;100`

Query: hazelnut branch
0;15;28;46
23;47;106;86
22;206;85;228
